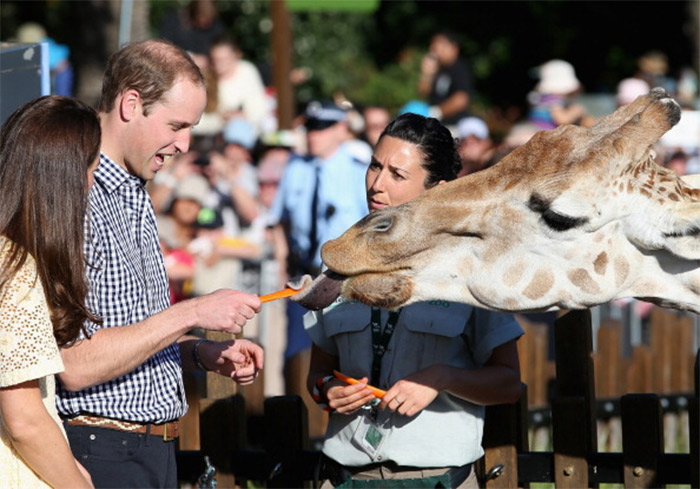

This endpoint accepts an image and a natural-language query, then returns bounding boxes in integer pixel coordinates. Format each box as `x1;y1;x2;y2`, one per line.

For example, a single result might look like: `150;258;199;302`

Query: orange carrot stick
260;288;298;303
333;370;387;399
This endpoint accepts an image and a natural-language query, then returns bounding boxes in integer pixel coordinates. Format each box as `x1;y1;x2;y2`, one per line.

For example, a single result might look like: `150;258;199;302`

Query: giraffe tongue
287;270;345;310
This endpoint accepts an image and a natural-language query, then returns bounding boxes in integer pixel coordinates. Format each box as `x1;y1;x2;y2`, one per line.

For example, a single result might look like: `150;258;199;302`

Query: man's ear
118;89;142;122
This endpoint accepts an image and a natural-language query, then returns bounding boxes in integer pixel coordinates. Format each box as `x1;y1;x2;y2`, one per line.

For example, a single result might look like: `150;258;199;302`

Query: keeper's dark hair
0;95;102;347
378;112;461;186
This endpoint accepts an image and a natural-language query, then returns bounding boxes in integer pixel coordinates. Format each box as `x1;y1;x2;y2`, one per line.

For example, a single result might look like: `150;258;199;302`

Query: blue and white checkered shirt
56;154;186;423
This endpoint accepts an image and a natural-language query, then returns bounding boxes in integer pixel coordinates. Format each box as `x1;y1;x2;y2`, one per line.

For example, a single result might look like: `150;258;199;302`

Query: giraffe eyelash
541;209;589;232
527;194;588;232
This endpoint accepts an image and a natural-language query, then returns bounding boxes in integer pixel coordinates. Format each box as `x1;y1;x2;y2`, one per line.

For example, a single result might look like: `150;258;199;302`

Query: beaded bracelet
192;338;214;371
311;374;335;412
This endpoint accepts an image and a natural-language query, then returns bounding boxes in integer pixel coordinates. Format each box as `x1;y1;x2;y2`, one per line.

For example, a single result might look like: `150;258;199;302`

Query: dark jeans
65;423;178;488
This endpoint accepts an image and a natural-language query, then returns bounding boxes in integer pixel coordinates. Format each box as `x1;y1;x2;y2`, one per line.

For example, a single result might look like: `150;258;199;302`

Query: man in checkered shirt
56;40;264;488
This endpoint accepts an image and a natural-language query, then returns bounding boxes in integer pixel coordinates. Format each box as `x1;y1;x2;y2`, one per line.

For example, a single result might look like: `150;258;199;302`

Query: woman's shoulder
0;237;38;283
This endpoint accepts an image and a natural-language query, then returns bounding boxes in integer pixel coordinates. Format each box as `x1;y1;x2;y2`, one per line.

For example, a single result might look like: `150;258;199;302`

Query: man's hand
199;339;264;385
191;289;262;334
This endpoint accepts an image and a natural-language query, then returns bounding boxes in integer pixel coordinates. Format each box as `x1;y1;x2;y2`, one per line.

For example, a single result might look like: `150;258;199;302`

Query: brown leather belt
65;415;180;441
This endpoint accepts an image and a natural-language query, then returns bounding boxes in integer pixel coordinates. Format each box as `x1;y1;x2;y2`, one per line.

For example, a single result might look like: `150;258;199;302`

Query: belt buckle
162;423;174;442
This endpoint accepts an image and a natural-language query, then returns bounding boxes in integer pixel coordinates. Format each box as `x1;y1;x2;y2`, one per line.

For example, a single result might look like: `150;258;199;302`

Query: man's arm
437;91;469;121
59;289;261;391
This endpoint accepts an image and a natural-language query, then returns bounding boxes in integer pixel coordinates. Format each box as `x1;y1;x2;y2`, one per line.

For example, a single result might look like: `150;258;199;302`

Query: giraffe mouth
288;270;346;310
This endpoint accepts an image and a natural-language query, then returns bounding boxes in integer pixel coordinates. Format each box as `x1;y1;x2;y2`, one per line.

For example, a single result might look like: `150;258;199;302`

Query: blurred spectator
677;67;699;109
195;35;268;135
15;22;74;96
191;118;263;295
616;77;650;106
267;99;368;436
249;153;290;397
636;50;677;95
527;59;594;129
158;0;224;70
157;174;210;303
398;100;430;117
337;101;373;165
418;30;474;127
362;105;391;147
456;116;494;176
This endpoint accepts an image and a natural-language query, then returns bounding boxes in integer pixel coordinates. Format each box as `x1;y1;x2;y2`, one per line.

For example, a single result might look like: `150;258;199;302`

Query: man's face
209;44;238;78
123;79;206;181
306;122;343;160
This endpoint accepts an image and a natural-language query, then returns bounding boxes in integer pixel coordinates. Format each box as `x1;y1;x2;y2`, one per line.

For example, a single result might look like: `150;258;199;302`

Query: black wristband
192;338;213;371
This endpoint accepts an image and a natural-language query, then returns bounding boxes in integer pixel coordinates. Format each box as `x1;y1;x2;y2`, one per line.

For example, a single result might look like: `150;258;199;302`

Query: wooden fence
176;309;699;488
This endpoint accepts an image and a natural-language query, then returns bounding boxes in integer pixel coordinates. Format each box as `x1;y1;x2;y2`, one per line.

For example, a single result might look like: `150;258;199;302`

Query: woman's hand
326;377;376;414
379;365;444;417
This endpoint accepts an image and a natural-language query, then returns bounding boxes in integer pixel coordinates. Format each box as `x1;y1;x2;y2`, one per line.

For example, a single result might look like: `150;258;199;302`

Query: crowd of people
1;4;699;487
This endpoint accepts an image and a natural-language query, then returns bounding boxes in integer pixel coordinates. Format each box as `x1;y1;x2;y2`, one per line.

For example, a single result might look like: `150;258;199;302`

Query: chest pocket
323;303;373;375
395;303;473;371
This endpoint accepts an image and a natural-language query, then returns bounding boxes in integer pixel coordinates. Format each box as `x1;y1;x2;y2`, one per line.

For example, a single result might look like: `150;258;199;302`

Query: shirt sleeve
0;257;64;387
303;309;339;356
466;308;523;366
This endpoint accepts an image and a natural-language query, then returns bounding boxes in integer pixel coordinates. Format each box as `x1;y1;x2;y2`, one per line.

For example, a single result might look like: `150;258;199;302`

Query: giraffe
292;88;700;315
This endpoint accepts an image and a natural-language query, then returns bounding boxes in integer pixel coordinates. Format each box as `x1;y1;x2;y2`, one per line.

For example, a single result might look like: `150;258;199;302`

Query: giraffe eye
542;209;588;232
527;194;588;232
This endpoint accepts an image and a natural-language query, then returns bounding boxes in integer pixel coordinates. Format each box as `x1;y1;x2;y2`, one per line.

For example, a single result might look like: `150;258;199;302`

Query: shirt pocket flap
323;305;370;337
402;303;471;337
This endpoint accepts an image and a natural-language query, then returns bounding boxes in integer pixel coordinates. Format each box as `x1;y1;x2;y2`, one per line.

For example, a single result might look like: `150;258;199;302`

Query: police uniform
267;100;369;360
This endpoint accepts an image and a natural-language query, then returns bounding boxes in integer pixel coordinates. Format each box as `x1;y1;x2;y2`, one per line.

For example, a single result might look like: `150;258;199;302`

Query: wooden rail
176;310;700;488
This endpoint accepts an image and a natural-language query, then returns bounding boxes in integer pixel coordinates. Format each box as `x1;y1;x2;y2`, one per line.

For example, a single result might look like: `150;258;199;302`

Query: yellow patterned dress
0;237;66;488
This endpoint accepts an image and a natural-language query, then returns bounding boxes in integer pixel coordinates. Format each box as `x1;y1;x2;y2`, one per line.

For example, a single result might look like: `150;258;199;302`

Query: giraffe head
293;88;700;314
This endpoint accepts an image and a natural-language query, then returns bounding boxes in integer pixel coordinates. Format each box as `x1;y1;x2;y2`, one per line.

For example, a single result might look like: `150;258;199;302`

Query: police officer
268;99;368;434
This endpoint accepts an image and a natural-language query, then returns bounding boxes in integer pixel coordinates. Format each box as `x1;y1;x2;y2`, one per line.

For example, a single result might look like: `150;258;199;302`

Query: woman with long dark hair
0;95;101;488
306;113;523;488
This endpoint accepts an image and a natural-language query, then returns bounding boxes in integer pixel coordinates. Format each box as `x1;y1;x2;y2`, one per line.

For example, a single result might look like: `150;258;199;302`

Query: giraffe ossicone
294;88;700;314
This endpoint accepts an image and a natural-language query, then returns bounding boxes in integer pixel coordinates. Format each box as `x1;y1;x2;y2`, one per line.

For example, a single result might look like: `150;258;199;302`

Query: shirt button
376;456;382;461
89;434;96;441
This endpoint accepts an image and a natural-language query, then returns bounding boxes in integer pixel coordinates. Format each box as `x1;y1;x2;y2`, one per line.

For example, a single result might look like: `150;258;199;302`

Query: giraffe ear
661;201;700;260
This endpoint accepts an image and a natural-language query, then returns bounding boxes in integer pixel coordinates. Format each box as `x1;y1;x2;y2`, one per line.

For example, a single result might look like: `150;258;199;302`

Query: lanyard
369;307;402;386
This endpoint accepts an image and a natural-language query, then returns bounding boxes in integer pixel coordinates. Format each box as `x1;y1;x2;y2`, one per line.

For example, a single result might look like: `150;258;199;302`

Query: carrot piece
333;370;387;399
260;287;299;303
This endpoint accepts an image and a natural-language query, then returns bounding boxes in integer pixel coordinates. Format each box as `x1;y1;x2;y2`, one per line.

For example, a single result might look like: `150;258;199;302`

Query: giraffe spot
501;297;520;310
640;189;652;198
658;187;667;193
669;193;680;202
614;257;629;287
503;262;525;287
567;268;600;294
593;252;608;275
523;269;555;300
627;181;634;194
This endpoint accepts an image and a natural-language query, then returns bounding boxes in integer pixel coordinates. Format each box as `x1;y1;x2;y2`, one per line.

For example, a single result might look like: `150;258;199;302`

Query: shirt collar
95;153;146;193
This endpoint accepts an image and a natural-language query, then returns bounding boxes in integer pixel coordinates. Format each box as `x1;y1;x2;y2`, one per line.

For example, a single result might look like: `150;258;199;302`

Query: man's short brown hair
99;39;204;115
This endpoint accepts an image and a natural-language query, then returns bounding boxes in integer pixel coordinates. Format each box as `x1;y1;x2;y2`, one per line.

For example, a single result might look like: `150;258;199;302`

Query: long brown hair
0;95;102;347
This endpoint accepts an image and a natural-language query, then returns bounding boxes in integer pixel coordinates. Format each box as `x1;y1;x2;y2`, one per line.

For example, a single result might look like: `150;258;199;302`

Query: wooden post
552;396;590;488
199;394;247;488
596;319;622;398
270;0;295;129
265;395;310;488
691;349;699;488
551;310;597;488
621;394;663;488
179;370;205;450
480;384;528;488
